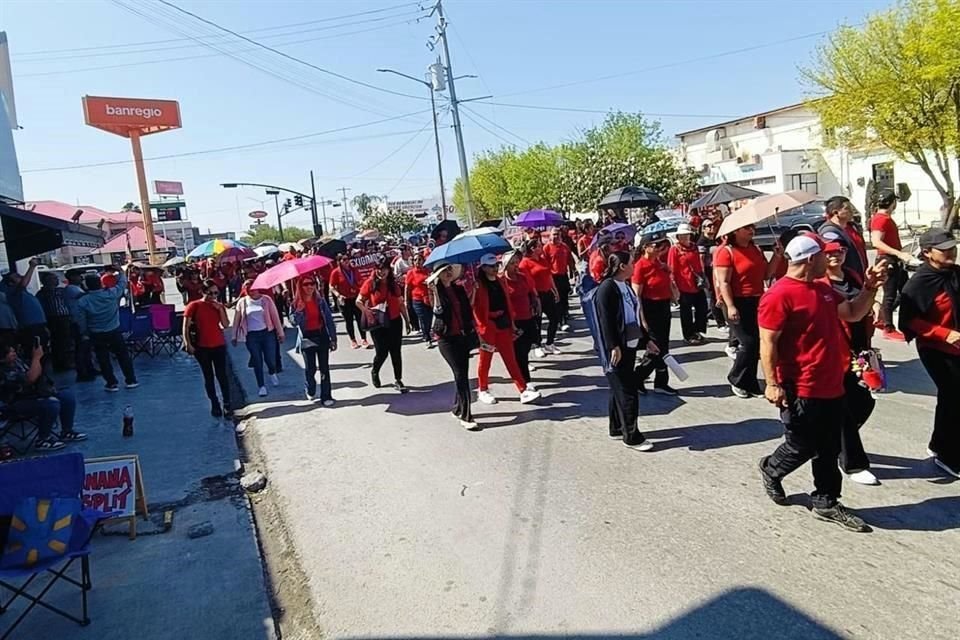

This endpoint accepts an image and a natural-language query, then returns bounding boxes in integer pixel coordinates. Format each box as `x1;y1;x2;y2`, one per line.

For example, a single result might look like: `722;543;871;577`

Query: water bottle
122;405;134;438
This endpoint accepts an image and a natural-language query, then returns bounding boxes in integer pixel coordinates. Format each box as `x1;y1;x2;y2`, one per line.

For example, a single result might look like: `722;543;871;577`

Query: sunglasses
301;282;316;287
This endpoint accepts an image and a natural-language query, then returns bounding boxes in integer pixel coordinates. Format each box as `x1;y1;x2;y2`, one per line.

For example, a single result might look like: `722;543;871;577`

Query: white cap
785;235;823;263
676;223;694;236
478;253;498;266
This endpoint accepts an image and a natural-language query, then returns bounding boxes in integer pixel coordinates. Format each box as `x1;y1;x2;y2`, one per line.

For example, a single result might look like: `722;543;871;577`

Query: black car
751;199;862;250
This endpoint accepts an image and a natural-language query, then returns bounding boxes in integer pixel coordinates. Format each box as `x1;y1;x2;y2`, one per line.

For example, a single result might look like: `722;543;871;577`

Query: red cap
823;241;844;253
100;273;118;288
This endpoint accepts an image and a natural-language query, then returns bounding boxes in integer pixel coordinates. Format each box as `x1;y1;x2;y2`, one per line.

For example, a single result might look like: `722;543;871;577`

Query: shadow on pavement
667;349;727;365
644;418;783;451
868;453;947;482
855;496;960;531
882;358;936;397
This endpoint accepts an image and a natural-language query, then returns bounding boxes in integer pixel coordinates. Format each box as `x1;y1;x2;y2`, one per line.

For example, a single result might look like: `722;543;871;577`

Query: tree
359;209;423;237
241;224;313;245
351;193;382;217
802;0;960;228
121;202;141;213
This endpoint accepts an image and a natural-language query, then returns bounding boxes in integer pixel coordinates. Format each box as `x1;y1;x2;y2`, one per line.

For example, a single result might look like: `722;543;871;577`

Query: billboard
153;180;183;196
82;95;181;137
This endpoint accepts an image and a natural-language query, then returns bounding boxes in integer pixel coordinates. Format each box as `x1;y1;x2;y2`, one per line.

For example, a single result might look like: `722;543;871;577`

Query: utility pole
428;61;448;219
309;170;321;237
338;186;352;227
268;190;284;242
432;0;475;228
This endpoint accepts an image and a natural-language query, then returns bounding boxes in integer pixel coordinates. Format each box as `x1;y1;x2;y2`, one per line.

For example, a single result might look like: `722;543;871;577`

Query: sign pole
130;129;159;264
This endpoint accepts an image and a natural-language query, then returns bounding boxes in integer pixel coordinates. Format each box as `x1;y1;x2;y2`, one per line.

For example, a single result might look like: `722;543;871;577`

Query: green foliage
359;209;423;237
351;193;382;217
241;224;313;245
121;202;141;213
802;0;960;227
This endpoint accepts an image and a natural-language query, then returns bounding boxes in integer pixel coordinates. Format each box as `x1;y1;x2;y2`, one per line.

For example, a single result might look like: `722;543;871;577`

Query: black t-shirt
828;271;870;352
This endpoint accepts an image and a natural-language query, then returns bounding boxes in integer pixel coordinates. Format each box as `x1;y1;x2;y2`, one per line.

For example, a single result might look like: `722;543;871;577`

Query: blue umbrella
424;232;511;267
642;219;678;235
515;209;564;228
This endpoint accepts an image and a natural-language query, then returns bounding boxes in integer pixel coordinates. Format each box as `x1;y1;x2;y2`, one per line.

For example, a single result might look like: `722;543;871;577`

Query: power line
14;2;421;57
467;100;820;121
461;106;532;145
386;112;448;195
349;114;442;178
20;109;433;173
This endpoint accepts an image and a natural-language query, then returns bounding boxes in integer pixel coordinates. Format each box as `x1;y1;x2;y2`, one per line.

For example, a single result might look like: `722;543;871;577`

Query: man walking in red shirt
667;223;707;345
869;189;913;341
757;234;885;532
544;228;576;332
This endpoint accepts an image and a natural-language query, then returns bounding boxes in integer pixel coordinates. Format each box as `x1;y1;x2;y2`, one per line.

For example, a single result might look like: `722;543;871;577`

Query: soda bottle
122;405;134;437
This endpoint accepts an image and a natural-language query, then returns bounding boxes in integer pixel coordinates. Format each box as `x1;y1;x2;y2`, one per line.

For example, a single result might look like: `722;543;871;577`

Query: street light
221;179;322;238
377;67;450;219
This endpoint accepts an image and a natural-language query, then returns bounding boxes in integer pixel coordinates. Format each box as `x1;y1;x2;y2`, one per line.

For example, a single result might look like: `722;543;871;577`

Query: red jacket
329;266;360;299
472;276;515;343
667;243;704;294
908;291;960;356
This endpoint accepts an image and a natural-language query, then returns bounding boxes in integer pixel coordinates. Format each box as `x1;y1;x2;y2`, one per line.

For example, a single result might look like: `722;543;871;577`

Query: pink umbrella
251;255;332;291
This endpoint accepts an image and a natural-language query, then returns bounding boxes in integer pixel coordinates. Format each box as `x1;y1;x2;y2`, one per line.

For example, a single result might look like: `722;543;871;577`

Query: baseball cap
636;230;668;248
478;253;498;266
918;228;958;251
823;241;845;253
676;223;694;236
785;234;825;263
877;189;898;208
100;272;118;288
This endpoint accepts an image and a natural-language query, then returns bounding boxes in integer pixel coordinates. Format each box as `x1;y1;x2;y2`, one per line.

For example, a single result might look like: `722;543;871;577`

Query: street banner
154;180;184;196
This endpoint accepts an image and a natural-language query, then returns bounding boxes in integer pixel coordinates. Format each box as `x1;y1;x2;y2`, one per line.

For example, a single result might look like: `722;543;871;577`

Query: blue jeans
10;390;77;440
302;332;332;400
412;300;434;344
245;329;278;387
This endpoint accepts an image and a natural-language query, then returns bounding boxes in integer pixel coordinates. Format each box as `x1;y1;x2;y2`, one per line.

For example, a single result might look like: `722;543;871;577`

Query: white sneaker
269;373;279;386
519;389;541;404
730;385;751;399
545;344;560;355
934;457;960;478
926;447;937;458
525;382;537;392
624;441;654;452
717;326;730;337
725;345;738;360
306;392;316;401
477;390;498;405
560;323;571;332
258;386;268;397
847;469;879;485
460;419;481;431
534;347;547;358
322;399;335;407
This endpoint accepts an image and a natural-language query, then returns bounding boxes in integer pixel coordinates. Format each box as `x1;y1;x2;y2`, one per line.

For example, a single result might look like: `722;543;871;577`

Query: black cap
918;228;958;251
638;231;668;247
877;189;898;208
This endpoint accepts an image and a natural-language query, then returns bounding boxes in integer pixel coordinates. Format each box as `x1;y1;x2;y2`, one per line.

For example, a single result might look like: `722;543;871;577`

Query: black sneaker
638;380;648;396
211;403;223;418
395;381;409;394
758;457;787;505
933;457;960;479
36;436;66;451
59;431;88;442
654;384;679;396
371;371;381;389
105;383;120;392
813;503;870;533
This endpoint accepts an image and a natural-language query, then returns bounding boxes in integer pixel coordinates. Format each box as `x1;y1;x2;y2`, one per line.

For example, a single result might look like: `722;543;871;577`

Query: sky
2;0;891;235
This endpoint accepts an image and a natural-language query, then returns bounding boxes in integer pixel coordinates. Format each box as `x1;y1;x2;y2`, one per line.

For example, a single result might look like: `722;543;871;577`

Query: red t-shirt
183;280;203;302
869;212;902;254
906;290;960;356
713;243;766;298
543;242;572;276
359;276;402;320
329;267;360;299
847;226;868;270
577;233;594;258
758;277;847;399
667;244;704;294
520;257;554;293
304;300;323;332
502;272;536;321
589;250;606;282
632;257;672;300
184;300;225;348
404;267;431;304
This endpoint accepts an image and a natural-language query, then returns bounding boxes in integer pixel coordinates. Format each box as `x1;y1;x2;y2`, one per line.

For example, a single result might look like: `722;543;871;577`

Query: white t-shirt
246;297;267;332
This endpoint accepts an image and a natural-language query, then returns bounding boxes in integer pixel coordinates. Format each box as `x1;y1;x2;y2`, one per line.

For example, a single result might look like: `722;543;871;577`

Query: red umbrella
251;255;332;291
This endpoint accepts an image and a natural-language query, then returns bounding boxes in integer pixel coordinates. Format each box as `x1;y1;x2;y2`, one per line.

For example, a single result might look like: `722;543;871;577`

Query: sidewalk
5;352;275;640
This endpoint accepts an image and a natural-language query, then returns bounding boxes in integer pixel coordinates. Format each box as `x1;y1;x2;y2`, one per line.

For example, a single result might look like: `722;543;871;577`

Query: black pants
302;332;332;401
678;290;708;339
553;274;571;325
763;390;844;509
606;346;646;445
879;260;906;329
195;345;231;408
728;296;761;393
840;372;875;473
91;329;137;387
72;323;97;380
640;298;671;387
514;317;538;383
46;316;73;371
371;316;403;382
438;335;473;422
341;298;366;343
918;347;960;467
538;291;559;346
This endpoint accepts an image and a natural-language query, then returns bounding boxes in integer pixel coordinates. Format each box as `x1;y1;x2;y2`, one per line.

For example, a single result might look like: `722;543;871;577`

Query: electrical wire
385;111;448;195
461;106;532;145
349;116;439;178
466;100;819;121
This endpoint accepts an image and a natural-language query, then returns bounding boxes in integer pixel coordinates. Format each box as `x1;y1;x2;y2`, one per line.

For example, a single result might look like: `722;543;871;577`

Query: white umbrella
717;190;817;237
163;256;186;268
460;227;503;237
254;244;280;258
278;241;303;253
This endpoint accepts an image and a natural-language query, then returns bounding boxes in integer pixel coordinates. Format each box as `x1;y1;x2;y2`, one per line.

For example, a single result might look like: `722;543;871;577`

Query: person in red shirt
632;231;677;394
899;228;960;478
714;224;780;398
869;190;913;340
473;254;540;406
180;270;203;303
587;234;612;285
757;234;884;531
404;252;434;348
358;255;410;392
329;253;368;349
519;238;560;356
543;227;575;331
183;279;232;417
819;196;868;279
292;276;338;404
667;223;707;344
576;219;596;260
501;249;540;389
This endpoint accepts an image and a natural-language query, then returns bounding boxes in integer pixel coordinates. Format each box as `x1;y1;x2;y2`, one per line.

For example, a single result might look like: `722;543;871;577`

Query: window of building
786;172;818;194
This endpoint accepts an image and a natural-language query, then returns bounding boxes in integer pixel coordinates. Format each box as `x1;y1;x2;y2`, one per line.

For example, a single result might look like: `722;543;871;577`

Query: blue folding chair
0;453;119;638
125;312;154;359
118;307;133;337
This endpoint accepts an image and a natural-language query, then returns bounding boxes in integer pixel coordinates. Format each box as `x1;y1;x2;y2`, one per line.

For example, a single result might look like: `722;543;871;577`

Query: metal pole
274;193;284;242
310;170;320;237
129;130;159;263
436;0;474;228
319;198;328;235
428;80;448;220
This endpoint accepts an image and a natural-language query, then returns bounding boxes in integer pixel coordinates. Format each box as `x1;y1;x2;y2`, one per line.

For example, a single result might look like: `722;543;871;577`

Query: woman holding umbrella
292;276;337;405
232;280;284;397
428;262;478;430
520;238;560;357
358;255;411;393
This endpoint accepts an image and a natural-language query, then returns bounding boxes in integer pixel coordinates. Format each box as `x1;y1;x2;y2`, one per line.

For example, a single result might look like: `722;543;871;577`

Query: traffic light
285;198;292;209
294;194;304;207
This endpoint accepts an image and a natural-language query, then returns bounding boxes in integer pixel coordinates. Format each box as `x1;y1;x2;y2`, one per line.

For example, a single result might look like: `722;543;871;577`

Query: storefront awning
0;202;105;267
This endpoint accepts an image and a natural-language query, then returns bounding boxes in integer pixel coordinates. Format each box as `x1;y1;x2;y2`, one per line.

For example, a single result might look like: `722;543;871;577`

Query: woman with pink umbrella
232;280;284;397
292;276;338;404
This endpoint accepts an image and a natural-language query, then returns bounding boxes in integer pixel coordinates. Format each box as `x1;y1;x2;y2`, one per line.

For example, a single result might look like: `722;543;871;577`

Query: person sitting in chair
0;337;86;451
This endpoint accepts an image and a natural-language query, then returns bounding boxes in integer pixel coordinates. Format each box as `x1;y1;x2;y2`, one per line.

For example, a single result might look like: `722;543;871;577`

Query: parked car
751;199;863;250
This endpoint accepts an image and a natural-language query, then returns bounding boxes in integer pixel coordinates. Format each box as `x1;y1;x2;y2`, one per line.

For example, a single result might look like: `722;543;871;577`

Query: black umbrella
689;183;764;209
313;238;347;259
431;219;462;241
598;185;666;209
478;218;504;229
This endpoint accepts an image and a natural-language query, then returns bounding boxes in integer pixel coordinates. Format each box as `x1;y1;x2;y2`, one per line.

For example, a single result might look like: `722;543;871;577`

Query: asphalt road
238;301;959;640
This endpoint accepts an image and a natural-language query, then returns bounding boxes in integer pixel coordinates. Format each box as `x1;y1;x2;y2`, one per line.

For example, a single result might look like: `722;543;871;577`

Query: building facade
675;103;954;226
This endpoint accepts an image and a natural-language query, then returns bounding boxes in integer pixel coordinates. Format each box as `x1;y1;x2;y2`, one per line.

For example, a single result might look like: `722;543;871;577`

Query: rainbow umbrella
188;238;254;261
